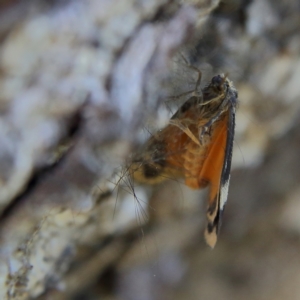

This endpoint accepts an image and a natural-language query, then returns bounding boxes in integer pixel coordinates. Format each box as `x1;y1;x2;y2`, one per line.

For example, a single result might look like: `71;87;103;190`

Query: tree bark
1;0;300;299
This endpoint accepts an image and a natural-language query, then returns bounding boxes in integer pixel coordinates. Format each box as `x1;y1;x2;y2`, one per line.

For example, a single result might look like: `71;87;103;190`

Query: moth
130;74;238;248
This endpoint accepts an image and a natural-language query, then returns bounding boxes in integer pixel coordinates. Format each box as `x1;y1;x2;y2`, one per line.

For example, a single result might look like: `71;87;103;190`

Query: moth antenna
178;52;202;96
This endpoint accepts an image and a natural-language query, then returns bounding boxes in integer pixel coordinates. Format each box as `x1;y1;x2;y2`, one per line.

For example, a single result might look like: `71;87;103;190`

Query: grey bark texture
0;0;300;299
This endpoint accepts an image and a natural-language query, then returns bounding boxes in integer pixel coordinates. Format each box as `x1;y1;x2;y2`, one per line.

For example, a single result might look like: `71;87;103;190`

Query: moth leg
199;109;224;145
199;126;211;145
178;53;202;98
167;89;196;101
169;119;201;146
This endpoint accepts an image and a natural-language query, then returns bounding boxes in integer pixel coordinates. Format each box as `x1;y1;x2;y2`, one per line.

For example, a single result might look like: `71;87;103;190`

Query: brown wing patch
131;99;209;185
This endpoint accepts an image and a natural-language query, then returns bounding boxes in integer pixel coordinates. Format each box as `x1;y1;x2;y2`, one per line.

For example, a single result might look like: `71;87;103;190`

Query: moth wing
199;106;235;248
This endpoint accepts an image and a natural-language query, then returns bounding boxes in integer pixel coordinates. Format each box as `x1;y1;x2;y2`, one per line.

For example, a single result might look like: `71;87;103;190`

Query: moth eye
211;75;225;93
211;75;223;86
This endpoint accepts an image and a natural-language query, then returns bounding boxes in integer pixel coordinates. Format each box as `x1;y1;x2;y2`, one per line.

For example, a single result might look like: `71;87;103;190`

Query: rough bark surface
0;0;300;299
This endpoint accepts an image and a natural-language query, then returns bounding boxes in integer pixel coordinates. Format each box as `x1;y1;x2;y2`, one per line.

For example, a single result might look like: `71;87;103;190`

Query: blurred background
0;0;300;299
